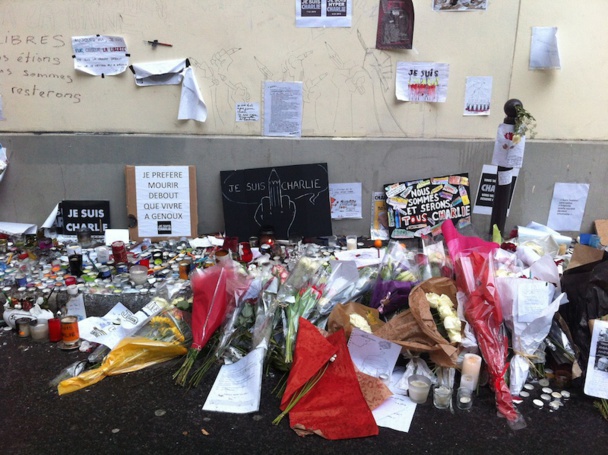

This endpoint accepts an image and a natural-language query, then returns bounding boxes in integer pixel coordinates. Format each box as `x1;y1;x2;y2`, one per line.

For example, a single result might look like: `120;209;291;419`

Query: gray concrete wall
0;134;606;239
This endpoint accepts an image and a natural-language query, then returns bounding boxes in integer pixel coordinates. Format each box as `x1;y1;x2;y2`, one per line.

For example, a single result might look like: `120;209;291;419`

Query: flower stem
272;361;330;425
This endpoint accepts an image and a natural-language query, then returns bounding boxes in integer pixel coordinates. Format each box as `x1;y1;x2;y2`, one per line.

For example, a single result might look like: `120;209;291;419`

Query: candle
459;373;475;391
30;321;49;342
346;235;357;250
408;374;431;404
433;385;452;409
461;353;482;390
457;387;473;410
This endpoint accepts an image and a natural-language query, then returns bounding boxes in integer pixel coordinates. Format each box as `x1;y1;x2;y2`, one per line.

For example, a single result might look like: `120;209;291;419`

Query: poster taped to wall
396;62;449;103
296;0;352;28
376;0;414;50
384;174;471;239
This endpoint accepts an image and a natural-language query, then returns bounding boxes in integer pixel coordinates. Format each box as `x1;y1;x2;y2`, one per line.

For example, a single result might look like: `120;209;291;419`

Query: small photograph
433;0;488;11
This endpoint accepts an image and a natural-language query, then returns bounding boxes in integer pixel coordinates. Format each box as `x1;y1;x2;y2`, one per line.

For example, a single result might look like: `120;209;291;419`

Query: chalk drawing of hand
254;169;297;236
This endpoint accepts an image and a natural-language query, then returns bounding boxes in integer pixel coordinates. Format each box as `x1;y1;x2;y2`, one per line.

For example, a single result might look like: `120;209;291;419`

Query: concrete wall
1;134;606;239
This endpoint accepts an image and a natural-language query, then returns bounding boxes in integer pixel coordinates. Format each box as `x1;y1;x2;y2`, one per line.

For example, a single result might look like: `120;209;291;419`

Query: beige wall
0;1;605;140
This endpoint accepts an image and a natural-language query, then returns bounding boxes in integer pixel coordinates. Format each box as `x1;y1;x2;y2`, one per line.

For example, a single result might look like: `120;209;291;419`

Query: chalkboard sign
56;200;110;236
384;173;471;239
220;163;332;241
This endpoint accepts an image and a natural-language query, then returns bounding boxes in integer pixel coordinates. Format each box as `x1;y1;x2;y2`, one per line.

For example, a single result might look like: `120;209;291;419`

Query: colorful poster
464;76;492;116
384;174;471;239
296;0;352;28
396;62;449;103
376;0;415;50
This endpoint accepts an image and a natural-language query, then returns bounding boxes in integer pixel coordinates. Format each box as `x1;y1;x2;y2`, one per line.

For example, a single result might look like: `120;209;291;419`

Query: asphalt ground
1;327;607;455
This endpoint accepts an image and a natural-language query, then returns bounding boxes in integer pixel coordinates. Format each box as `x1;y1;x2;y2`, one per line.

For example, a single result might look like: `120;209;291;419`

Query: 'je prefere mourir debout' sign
135;166;191;237
220;163;332;241
384;174;471;239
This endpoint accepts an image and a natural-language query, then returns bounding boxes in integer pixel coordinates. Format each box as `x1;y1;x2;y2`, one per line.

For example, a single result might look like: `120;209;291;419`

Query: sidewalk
1;328;607;455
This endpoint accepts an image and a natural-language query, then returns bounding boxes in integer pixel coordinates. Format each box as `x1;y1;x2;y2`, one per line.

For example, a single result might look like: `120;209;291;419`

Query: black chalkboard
220;163;332;241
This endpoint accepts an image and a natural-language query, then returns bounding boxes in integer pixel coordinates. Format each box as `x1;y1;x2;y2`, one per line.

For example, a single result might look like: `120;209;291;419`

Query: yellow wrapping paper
58;337;187;395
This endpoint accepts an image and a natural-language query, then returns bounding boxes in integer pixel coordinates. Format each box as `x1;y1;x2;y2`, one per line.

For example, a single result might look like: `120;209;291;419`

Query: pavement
2;326;608;455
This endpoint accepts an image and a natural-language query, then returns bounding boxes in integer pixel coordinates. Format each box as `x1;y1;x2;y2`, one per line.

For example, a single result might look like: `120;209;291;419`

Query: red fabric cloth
281;318;379;440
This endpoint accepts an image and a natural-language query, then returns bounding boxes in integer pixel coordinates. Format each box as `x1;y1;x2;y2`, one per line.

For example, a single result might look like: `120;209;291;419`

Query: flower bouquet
495;250;566;395
58;306;191;395
173;263;249;387
369;241;420;316
278;256;328;364
442;220;525;429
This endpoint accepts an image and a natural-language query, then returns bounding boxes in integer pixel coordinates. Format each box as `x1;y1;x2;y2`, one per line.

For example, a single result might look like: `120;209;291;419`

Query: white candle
459;373;475;391
408;375;431;404
346;235;357;250
461;353;482;390
30;321;49;342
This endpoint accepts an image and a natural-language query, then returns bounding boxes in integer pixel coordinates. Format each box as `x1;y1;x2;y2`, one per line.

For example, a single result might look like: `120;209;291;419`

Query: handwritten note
517;280;550;323
547;182;590;232
236;102;260;122
203;346;265;413
347;328;401;379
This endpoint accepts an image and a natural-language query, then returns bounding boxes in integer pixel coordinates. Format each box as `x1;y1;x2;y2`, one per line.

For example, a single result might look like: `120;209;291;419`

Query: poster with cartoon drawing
396;62;449;103
220;163;332;241
384;173;471;239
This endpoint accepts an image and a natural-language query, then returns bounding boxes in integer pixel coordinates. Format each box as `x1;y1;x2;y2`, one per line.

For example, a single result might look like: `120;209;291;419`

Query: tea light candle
461;353;482;390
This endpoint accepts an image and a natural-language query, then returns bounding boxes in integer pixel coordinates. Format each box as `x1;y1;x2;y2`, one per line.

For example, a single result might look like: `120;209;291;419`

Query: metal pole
490;99;522;237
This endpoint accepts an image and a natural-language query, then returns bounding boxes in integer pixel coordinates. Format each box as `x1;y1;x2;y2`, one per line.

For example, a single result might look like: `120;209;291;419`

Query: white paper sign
517;280;550;323
491;123;525;168
396;62;449;103
329;182;362;219
464;76;492;116
71;35;129;76
347;328;401;379
530;27;561;70
263;82;303;137
203;346;265;413
135;166;191;237
584;319;608;399
547;182;590;232
236;102;260;122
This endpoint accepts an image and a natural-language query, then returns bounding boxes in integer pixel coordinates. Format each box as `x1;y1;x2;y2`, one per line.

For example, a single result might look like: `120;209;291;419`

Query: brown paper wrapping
327;302;385;339
374;277;461;368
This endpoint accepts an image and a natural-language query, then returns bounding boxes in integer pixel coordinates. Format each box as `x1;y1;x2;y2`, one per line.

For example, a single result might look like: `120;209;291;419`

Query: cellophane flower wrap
442;220;525;429
369;241;420;316
173;263;248;386
58;306;191;395
279;256;327;363
495;249;566;396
